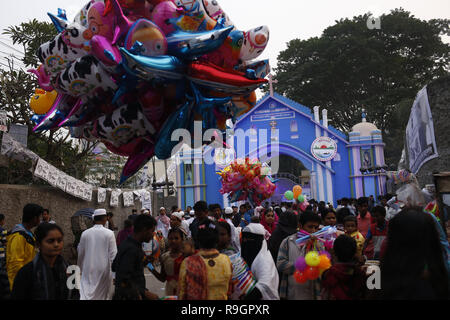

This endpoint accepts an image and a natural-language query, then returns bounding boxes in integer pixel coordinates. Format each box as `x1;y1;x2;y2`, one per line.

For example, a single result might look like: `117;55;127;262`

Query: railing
271;172;303;184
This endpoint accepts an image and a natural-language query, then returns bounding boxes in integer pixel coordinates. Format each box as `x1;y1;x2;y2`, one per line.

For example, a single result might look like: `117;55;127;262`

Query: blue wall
177;93;355;208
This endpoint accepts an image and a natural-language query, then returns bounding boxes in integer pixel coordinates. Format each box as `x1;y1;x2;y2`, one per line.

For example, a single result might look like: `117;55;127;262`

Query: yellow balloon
293;185;303;198
305;251;320;267
30;89;58;115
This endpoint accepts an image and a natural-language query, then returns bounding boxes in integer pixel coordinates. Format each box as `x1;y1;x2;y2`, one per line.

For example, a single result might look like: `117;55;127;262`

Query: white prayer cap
243;223;266;236
143;209;150;214
172;211;184;221
160;207;166;211
93;209;107;217
224;207;233;214
190;210;195;216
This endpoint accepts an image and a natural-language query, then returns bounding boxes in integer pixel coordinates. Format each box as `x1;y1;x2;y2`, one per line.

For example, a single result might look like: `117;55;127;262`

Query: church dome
351;111;379;137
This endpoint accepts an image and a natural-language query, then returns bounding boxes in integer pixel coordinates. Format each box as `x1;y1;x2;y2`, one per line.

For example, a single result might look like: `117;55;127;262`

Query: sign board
8;124;28;147
311;137;338;162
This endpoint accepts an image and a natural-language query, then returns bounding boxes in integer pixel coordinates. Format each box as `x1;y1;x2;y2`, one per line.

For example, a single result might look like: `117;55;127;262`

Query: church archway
265;155;312;203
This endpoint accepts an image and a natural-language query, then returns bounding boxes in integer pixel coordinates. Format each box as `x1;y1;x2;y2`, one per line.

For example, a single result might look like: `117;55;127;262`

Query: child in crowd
182;238;196;258
149;228;185;296
277;211;324;300
363;206;388;260
343;216;365;263
321;235;367;300
356;197;372;238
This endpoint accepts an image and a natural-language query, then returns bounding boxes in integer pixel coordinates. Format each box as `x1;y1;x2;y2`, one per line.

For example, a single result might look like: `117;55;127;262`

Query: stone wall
0;184;143;264
416;75;450;186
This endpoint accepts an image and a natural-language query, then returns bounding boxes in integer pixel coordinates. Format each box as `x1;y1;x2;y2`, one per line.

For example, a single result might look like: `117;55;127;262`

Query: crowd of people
0;187;448;300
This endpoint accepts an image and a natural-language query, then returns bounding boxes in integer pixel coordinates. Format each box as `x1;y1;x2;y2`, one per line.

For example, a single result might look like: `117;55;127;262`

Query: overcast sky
1;0;448;70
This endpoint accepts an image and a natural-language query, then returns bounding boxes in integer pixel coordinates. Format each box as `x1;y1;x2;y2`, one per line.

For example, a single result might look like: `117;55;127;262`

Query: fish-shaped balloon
187;61;268;95
166;25;233;60
120;46;184;80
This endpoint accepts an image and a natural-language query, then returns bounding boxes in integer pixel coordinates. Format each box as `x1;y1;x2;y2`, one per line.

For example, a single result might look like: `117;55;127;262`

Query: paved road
144;266;167;298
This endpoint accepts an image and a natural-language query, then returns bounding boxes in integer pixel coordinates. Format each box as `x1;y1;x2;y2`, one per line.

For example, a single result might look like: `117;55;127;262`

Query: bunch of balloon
284;185;309;211
293;251;332;284
29;0;271;184
218;158;276;206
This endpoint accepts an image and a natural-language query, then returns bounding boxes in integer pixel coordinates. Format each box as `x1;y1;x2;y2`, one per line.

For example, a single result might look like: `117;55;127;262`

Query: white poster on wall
46;165;59;187
34;158;50;181
405;86;438;174
110;189;122;207
98;187;107;203
84;183;93;202
65;176;77;196
123;191;134;207
56;171;68;191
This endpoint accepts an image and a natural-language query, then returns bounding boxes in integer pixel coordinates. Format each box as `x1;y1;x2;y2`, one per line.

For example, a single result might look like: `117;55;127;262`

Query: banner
405;86;438;174
123;191;134;207
98;187;107;203
110;189;122;207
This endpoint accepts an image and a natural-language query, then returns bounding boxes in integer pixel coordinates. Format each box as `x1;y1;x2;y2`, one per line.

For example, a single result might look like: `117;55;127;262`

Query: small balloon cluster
29;0;270;184
294;250;332;284
284;185;309;211
218;158;276;206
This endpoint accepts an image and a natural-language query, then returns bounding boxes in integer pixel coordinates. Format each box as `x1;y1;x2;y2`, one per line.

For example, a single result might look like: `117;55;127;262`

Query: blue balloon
154;100;194;160
189;83;231;130
33;110;66;132
31;114;46;124
119;47;184;81
166;26;233;60
47;12;67;33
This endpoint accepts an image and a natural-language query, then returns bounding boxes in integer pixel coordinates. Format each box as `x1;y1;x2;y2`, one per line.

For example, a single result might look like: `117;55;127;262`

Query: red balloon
304;266;320;280
187;61;268;94
294;270;308;284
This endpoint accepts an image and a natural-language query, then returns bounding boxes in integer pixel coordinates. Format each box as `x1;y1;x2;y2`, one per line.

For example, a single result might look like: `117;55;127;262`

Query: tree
272;8;449;165
0;20;98;184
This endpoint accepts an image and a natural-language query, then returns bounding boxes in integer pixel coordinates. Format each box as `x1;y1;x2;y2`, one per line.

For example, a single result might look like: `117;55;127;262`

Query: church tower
348;110;387;199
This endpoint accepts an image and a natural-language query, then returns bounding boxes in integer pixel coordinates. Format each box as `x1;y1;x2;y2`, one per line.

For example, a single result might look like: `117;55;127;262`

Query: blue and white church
174;90;388;209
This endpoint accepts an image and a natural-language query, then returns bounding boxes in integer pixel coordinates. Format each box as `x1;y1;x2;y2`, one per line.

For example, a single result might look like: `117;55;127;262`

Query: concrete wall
416;76;450;186
0;184;143;264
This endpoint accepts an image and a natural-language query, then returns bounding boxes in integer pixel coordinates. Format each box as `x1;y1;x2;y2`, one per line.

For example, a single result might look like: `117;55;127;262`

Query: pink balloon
151;1;182;35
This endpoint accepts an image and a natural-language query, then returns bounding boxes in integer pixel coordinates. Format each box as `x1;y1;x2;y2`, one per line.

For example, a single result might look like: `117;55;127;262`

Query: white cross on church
268;73;278;96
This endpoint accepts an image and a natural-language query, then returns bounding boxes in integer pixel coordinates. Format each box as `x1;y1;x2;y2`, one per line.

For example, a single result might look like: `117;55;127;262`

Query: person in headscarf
268;209;298;262
156;207;170;239
260;207;279;240
240;223;279;300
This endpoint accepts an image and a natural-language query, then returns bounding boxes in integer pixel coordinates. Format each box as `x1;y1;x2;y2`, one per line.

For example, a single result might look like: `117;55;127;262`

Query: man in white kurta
77;209;118;300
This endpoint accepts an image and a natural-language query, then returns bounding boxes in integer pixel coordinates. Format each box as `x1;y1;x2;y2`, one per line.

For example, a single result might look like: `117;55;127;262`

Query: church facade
175;92;387;209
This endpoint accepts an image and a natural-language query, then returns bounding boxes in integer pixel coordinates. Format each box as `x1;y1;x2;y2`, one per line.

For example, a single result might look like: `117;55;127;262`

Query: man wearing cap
224;207;240;252
156;207;170;238
77;209;118;300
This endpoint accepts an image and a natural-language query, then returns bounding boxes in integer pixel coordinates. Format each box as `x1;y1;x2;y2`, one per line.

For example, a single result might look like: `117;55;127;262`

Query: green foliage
0;20;100;184
273;8;450;165
3;19;57;68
